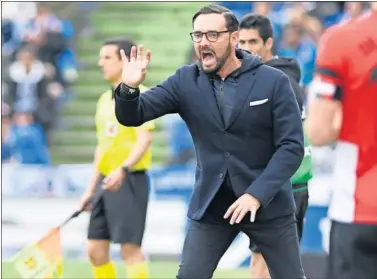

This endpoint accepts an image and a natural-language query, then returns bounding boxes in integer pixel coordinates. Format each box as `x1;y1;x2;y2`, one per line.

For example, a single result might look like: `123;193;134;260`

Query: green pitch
2;260;249;278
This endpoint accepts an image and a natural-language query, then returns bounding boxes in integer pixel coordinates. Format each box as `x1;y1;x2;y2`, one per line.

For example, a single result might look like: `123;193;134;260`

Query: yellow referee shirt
95;85;154;176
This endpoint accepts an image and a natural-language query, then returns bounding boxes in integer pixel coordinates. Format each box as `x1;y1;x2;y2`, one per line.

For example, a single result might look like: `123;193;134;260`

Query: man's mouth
201;51;215;62
201;51;216;67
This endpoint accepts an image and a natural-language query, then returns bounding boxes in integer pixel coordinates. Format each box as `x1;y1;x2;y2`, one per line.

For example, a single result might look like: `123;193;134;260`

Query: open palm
120;44;151;88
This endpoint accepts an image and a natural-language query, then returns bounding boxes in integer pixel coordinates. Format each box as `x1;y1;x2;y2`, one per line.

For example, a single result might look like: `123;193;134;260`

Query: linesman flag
10;228;63;279
9;186;104;278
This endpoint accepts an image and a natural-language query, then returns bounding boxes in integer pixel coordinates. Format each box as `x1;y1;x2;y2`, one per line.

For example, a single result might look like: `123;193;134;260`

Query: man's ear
231;31;239;48
265;37;274;52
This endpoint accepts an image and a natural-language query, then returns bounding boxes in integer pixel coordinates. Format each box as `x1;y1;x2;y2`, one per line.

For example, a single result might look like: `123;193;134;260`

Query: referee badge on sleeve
105;122;118;137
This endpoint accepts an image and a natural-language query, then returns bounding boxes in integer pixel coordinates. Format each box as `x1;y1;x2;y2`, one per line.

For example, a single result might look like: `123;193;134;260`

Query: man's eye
207;32;217;39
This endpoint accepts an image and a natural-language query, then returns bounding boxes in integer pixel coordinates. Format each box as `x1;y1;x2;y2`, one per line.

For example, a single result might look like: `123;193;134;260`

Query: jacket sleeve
114;70;181;127
245;73;304;207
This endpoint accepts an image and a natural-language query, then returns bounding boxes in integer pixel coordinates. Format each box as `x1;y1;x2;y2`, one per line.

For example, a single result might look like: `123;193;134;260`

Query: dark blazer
115;49;304;221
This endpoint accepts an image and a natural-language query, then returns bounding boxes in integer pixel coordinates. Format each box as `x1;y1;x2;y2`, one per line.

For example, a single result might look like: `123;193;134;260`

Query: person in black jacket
239;13;309;279
114;4;305;279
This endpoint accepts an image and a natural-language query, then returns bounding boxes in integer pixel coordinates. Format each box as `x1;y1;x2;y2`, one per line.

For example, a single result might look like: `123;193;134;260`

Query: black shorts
249;183;309;253
87;171;149;245
327;221;377;279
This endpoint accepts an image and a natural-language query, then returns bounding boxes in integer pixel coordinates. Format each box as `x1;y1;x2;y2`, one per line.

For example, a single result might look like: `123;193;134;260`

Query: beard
198;42;232;75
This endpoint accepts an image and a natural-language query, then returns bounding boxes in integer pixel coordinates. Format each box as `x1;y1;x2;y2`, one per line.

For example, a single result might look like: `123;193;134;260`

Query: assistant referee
79;38;154;279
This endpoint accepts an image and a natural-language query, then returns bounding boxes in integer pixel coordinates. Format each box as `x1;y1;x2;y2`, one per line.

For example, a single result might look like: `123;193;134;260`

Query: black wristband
121;166;130;175
116;83;140;100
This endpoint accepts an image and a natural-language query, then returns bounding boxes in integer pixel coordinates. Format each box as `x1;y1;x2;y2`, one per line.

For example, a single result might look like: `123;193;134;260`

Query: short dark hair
102;38;135;60
239;14;273;43
192;4;239;32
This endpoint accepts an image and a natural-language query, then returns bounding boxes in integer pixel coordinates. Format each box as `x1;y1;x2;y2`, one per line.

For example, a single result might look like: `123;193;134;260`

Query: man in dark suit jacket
113;4;305;279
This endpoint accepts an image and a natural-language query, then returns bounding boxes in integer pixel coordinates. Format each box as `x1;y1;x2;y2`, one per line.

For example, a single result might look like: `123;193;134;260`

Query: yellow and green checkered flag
10;228;63;279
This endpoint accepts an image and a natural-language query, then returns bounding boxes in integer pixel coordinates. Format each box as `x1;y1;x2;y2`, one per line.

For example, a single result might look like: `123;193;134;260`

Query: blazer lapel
198;73;224;128
226;68;259;129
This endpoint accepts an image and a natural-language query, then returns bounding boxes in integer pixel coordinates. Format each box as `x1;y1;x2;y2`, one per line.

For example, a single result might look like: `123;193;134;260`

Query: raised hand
120;44;151;88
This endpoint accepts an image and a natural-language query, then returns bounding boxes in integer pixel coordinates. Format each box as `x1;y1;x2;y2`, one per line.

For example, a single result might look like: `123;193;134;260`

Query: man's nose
199;35;211;47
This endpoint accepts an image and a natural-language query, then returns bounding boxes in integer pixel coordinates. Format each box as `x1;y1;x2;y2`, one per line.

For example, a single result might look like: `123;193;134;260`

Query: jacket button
225;152;230;158
219;173;224;179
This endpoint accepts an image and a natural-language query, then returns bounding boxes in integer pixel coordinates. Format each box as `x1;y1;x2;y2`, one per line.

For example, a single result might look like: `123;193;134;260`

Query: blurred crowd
1;2;78;165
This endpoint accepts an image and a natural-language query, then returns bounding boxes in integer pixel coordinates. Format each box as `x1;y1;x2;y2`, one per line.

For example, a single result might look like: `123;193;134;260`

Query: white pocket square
249;98;268;106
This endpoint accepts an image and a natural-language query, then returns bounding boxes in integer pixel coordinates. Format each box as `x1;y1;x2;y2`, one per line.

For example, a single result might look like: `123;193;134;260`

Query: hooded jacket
205;50;263;128
265;57;304;116
266;57;312;186
115;49;304;221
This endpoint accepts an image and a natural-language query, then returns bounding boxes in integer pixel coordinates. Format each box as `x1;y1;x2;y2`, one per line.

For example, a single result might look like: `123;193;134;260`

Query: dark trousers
250;185;309;252
177;213;305;279
327;221;377;279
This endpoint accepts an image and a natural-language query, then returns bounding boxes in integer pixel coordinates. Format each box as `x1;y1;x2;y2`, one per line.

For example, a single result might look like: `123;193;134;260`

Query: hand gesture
224;193;261;225
102;168;126;191
120;44;151;88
